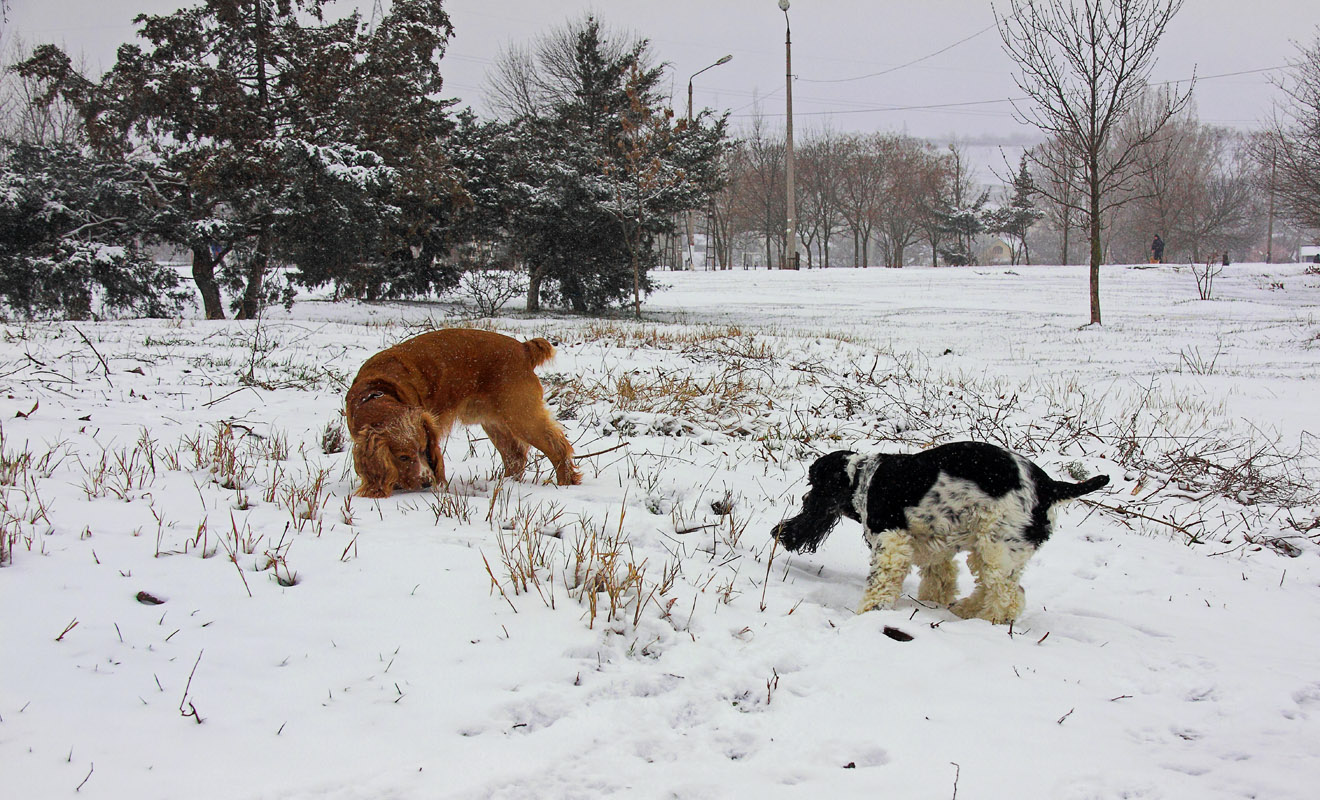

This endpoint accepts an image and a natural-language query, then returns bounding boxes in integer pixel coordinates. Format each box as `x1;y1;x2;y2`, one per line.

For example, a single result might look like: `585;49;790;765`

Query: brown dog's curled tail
523;337;556;368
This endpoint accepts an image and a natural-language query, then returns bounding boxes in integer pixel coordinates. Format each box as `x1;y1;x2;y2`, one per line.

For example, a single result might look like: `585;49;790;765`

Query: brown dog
346;328;581;497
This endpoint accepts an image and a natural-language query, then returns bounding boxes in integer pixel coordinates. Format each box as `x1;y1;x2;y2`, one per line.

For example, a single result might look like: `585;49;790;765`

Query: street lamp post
687;54;732;122
779;0;798;269
684;54;732;269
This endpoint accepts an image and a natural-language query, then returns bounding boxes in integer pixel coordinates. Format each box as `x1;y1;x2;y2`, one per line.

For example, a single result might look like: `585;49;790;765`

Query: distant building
1299;245;1320;263
981;236;1015;265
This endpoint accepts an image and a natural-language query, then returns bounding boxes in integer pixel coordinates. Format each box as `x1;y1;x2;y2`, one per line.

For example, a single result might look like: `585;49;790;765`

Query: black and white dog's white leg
955;528;1029;624
916;551;959;606
951;549;988;620
857;529;914;614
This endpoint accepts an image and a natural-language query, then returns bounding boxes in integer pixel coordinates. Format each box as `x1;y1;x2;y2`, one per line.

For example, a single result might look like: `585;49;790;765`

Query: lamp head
778;0;790;10
717;55;733;65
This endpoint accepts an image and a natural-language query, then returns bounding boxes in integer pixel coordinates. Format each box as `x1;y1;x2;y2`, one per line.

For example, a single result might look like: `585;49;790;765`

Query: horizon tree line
701;110;1289;274
1;0;1318;324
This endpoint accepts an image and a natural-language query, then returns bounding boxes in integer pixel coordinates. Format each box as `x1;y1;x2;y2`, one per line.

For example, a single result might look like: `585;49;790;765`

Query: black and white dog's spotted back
772;441;1109;623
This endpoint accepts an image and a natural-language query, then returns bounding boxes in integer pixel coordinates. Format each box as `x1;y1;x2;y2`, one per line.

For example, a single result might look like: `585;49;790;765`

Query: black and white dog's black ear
772;450;857;554
807;450;856;494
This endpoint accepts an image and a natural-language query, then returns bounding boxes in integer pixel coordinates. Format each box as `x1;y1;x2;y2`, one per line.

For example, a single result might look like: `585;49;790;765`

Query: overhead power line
729;63;1288;120
722;0;1287;123
797;20;1003;85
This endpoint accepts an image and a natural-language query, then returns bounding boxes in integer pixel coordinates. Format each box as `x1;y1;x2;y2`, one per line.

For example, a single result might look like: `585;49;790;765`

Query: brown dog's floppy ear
420;411;447;486
353;429;399;498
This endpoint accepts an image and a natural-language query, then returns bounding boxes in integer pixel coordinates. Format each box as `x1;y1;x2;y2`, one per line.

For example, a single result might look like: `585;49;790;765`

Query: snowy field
3;261;1319;799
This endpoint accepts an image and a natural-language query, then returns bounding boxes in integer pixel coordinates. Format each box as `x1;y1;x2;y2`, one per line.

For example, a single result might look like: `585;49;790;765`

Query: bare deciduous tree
1117;93;1199;256
1;35;85;146
797;128;847;268
1114;99;1263;263
1030;133;1083;265
1253;32;1320;232
735;112;788;269
874;135;929;267
486;15;639;123
836;134;883;267
997;0;1192;324
914;147;955;267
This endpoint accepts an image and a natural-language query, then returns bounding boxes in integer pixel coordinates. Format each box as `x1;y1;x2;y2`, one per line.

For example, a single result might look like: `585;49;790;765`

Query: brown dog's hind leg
506;411;581;486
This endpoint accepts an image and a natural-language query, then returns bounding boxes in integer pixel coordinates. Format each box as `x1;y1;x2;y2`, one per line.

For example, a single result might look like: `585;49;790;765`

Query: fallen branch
72;326;113;387
1079;498;1197;539
203;386;260;408
575;442;629;460
675;523;719;535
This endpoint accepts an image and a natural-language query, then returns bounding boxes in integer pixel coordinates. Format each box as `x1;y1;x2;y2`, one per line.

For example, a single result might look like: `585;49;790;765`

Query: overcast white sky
4;0;1318;141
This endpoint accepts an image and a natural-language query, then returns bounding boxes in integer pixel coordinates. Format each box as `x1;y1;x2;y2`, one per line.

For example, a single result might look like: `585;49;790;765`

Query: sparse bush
460;269;528;317
1192;261;1221;300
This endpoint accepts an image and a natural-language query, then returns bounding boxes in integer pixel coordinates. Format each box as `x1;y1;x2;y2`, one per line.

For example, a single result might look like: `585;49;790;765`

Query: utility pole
779;0;799;269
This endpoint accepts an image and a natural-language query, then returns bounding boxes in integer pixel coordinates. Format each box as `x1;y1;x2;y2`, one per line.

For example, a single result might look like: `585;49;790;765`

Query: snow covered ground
3;261;1319;799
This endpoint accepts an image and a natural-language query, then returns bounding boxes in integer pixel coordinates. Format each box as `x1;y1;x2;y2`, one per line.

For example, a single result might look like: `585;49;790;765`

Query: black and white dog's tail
1041;473;1110;505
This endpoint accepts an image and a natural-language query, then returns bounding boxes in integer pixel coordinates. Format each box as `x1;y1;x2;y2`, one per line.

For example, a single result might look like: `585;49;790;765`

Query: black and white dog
772;441;1109;624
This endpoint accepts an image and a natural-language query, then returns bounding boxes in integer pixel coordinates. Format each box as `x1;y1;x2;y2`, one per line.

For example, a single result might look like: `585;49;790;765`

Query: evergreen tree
491;17;728;313
322;0;465;300
17;0;462;316
604;65;729;316
504;113;634;313
923;144;988;266
936;201;988;267
987;154;1044;265
0;143;185;319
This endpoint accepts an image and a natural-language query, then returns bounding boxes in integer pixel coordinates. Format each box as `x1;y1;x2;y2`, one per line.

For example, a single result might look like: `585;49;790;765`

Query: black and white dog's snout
772;450;857;553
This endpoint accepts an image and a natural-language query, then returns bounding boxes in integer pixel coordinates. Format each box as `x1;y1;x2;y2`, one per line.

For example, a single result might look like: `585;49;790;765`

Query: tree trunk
1089;170;1103;325
632;230;642;319
1060;213;1069;266
190;245;226;320
526;265;543;312
1265;147;1276;263
236;229;269;320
